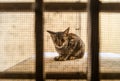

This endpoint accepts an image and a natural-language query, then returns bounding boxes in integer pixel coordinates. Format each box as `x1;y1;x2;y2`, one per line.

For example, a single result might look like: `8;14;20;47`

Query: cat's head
47;27;70;48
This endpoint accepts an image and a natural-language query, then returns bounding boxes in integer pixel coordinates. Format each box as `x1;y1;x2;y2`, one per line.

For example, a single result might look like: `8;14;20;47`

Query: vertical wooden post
87;0;100;81
35;0;44;81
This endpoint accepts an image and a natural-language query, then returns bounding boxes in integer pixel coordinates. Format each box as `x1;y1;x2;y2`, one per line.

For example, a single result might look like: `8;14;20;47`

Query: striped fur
47;27;85;61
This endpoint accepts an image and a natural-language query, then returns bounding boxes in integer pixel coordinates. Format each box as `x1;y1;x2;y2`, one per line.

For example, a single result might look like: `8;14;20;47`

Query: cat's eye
61;39;65;42
54;38;57;42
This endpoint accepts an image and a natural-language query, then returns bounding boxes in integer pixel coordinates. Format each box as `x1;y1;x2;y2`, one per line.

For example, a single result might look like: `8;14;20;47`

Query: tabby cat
47;27;85;61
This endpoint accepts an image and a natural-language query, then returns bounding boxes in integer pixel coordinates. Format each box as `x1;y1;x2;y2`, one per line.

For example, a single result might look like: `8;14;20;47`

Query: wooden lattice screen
0;0;120;81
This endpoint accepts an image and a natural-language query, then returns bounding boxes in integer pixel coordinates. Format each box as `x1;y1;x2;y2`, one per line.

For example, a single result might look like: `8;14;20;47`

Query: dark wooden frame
0;2;120;12
35;0;44;81
0;72;120;80
0;1;120;81
87;0;100;81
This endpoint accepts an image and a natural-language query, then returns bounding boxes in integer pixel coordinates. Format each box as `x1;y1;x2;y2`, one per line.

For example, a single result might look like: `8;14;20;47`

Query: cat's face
47;27;69;48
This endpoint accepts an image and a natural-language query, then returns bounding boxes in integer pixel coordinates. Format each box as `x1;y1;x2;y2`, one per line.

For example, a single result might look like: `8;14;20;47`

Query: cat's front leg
54;56;60;61
54;55;65;61
63;55;70;61
63;49;73;61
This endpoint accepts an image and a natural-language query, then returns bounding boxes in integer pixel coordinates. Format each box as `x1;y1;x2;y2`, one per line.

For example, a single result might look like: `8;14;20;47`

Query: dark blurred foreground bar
46;72;120;80
0;72;35;79
44;2;86;12
0;3;120;12
0;3;34;12
0;72;120;79
87;0;100;81
35;0;44;81
45;2;120;12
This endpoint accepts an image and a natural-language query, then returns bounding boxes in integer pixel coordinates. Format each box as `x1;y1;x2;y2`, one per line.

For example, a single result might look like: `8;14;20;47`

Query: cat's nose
58;44;61;46
58;43;62;46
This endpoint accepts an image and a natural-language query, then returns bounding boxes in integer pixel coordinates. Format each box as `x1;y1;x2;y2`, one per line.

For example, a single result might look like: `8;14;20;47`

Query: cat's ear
47;30;56;35
64;27;70;35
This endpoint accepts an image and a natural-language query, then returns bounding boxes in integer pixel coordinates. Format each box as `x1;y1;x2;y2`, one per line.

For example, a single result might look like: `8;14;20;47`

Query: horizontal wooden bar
44;2;120;12
44;2;86;12
46;72;86;79
0;3;120;12
0;3;34;12
100;3;120;12
0;72;120;79
46;72;120;80
101;73;120;80
0;72;35;79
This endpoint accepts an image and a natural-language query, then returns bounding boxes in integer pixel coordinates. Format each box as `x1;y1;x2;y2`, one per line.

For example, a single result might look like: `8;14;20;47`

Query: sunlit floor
2;52;120;81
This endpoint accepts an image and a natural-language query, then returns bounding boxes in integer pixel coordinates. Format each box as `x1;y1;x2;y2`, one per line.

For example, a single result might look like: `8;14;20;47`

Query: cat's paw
54;56;60;61
69;56;76;60
54;56;66;61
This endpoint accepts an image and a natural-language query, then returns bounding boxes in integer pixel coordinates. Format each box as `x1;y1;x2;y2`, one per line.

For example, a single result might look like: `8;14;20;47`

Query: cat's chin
55;45;63;49
55;43;66;49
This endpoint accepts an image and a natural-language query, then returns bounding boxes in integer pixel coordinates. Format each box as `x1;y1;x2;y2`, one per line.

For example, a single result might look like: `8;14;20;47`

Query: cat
47;27;85;61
